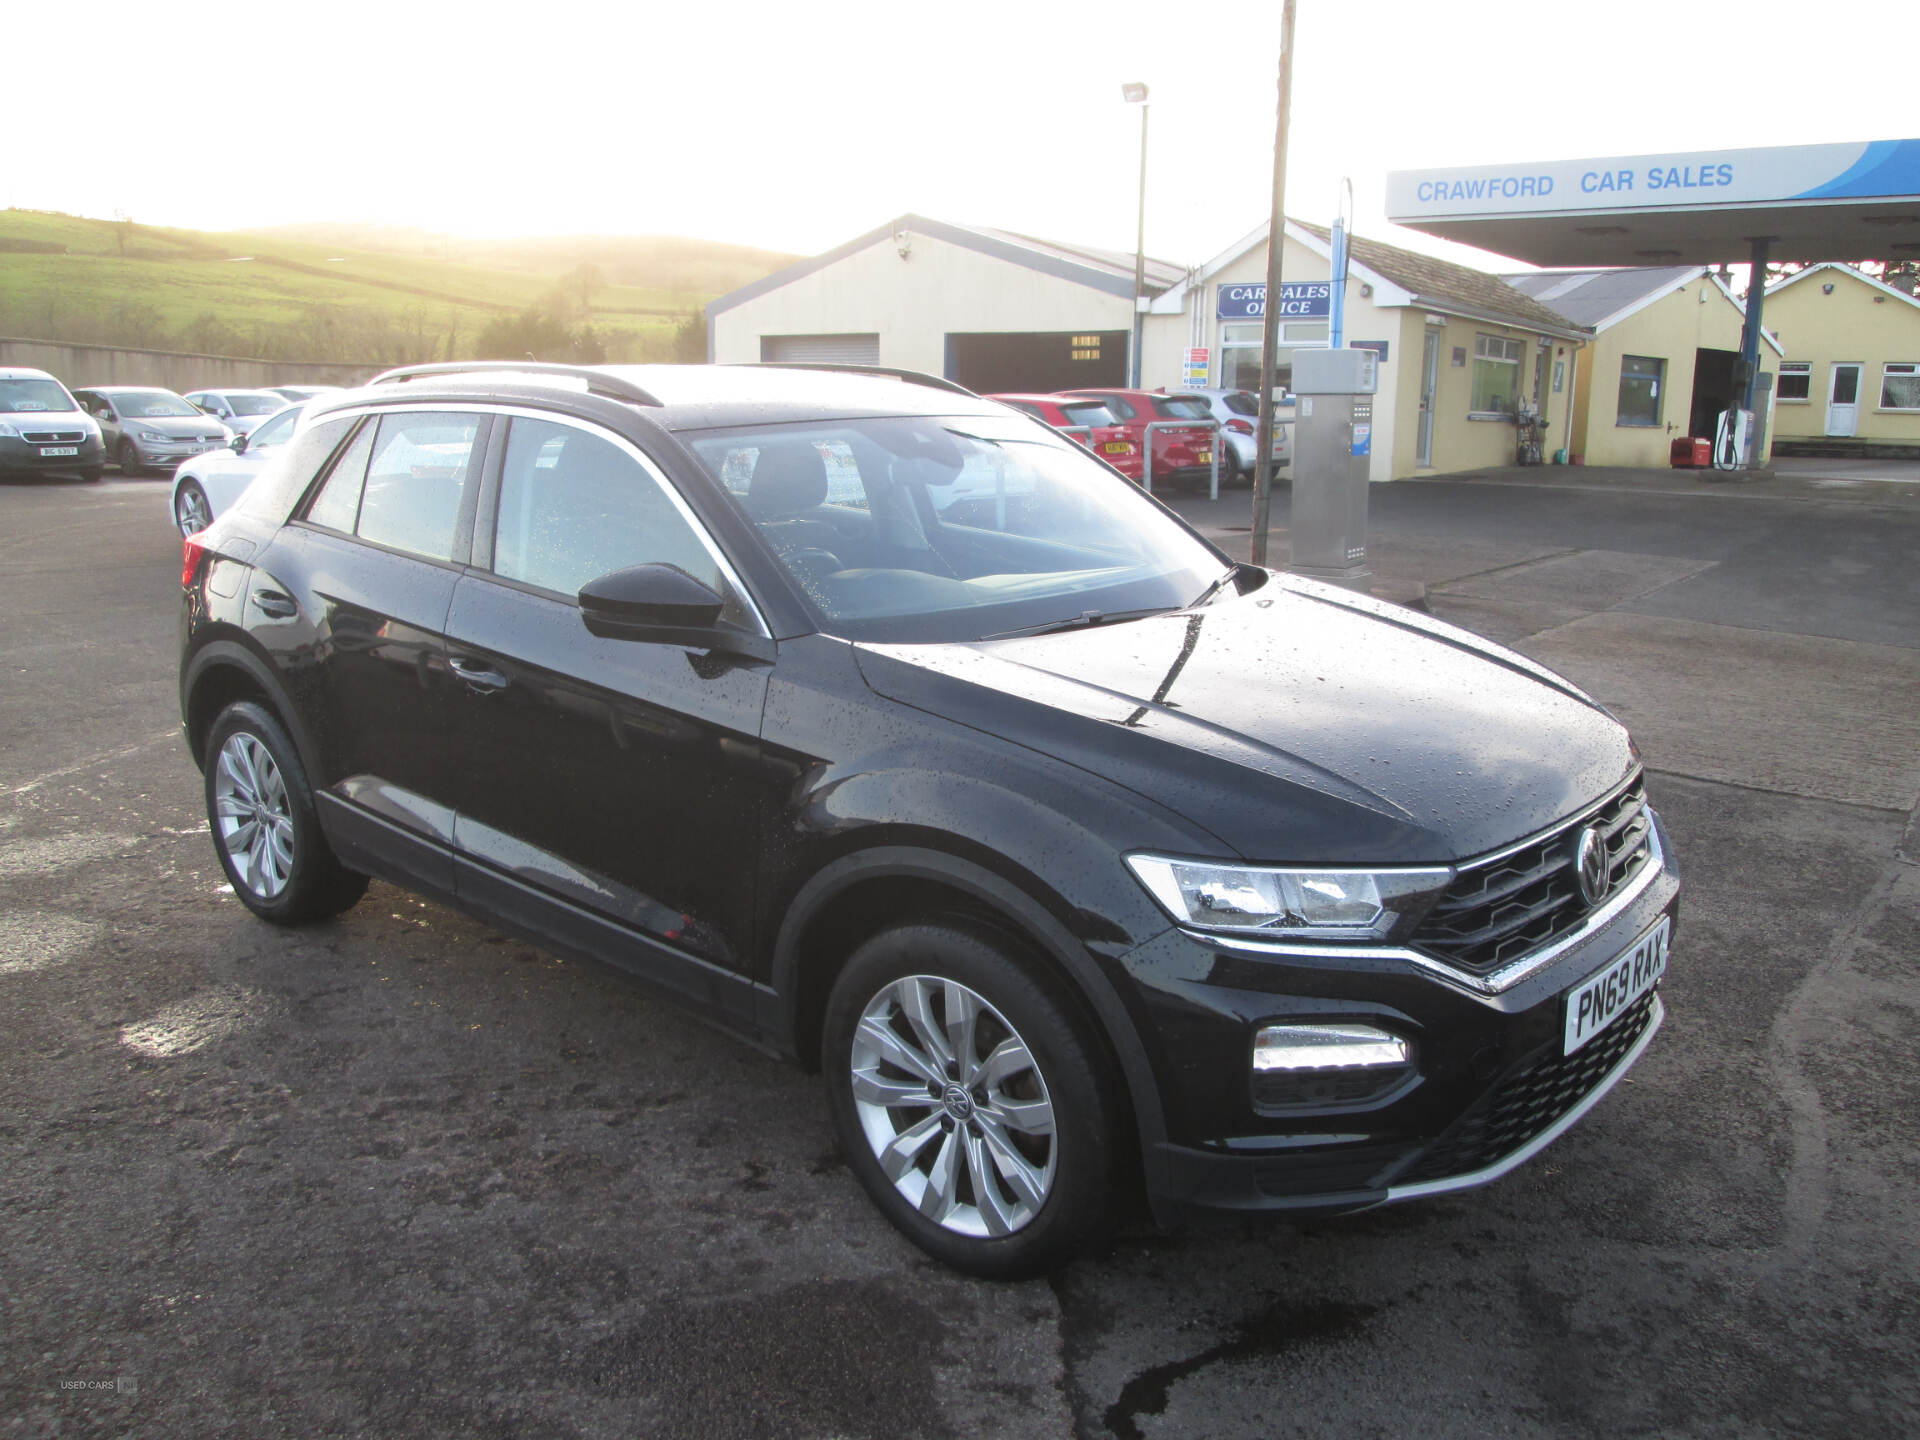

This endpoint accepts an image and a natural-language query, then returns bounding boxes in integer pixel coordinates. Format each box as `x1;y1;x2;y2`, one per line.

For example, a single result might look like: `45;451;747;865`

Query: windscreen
228;394;286;416
0;378;78;413
115;392;199;418
685;414;1224;643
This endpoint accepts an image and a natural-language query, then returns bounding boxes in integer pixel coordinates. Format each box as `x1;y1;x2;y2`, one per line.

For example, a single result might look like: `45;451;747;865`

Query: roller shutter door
760;334;880;365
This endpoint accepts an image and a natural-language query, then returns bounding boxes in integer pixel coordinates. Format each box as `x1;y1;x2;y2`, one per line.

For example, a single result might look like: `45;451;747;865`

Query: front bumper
130;438;225;467
1122;810;1681;1224
0;434;105;473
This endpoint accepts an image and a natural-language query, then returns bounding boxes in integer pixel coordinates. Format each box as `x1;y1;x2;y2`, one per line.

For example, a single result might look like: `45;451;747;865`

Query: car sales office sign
1218;282;1331;320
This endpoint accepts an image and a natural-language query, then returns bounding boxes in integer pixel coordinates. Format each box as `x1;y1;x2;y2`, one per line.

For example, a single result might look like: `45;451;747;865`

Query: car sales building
708;213;1586;483
706;215;1189;396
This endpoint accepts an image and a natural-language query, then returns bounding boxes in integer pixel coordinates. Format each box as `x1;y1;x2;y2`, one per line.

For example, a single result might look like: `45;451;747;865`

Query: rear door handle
448;656;509;692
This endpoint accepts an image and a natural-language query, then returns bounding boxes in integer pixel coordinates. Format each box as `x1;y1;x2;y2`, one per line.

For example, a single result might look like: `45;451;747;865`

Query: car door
440;411;777;1014
252;407;490;896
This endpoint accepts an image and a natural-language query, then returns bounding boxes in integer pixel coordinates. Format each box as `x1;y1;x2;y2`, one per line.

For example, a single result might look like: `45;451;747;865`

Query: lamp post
1122;82;1149;387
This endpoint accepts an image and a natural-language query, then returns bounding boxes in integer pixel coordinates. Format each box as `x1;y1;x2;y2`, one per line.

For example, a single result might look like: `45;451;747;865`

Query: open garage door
944;331;1127;394
761;334;879;365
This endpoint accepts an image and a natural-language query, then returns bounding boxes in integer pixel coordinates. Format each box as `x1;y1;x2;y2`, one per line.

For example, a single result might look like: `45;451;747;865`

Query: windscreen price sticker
1563;915;1669;1055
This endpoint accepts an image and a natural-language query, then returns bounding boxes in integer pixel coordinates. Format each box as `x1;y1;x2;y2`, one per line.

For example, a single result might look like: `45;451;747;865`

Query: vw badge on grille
1574;825;1610;906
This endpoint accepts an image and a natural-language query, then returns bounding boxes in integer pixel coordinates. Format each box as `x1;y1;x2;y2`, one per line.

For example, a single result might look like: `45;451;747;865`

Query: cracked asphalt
4;466;1917;1438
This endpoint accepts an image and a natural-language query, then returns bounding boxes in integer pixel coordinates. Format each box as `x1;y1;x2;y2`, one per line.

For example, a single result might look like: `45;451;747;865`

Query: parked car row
1;365;344;532
987;386;1291;490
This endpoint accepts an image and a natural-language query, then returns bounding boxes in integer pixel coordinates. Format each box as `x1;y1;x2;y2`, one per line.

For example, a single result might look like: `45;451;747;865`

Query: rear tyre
203;701;367;925
822;921;1117;1278
175;479;213;537
117;439;143;476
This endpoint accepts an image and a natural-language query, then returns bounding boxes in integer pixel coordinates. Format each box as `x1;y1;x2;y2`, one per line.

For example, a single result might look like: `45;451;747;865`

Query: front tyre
822;922;1117;1278
117;439;143;475
203;701;367;925
175;479;212;536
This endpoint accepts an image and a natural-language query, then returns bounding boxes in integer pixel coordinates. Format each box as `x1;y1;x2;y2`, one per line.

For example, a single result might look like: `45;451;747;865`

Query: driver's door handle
448;656;508;692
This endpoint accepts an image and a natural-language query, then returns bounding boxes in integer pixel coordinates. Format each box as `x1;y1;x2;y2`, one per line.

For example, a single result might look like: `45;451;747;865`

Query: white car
1167;388;1292;483
170;403;304;536
182;388;291;438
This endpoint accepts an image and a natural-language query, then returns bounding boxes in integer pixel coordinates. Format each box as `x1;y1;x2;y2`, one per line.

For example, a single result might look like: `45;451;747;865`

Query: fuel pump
1288;347;1379;587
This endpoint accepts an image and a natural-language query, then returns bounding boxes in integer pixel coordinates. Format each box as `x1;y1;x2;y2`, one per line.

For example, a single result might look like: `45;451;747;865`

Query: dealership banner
1217;281;1331;320
1386;138;1920;220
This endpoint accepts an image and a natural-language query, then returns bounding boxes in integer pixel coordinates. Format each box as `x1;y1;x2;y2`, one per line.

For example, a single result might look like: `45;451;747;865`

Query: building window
1778;362;1812;402
1880;363;1920;410
1218;320;1326;395
1470;334;1524;416
1617;355;1666;427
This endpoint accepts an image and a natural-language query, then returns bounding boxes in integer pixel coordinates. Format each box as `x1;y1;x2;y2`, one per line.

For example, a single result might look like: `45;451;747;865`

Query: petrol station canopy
1385;140;1920;267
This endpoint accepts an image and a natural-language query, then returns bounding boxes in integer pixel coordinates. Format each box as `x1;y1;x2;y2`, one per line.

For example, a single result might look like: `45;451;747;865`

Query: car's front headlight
1126;854;1453;942
0;422;18;438
137;429;169;442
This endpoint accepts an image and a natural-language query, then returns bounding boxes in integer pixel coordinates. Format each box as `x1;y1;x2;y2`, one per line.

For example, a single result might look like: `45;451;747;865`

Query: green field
0;209;793;364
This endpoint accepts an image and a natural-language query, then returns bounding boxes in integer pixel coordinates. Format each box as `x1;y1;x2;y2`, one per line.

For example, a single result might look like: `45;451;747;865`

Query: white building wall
1142;235;1408;482
711;232;1136;374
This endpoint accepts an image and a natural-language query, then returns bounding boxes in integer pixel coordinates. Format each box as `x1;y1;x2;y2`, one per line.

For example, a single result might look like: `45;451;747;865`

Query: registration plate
1564;915;1669;1055
1103;441;1130;455
1197;450;1212;463
39;446;79;457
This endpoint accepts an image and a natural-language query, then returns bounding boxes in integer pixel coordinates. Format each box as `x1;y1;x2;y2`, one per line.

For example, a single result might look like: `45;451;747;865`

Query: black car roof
307;363;1009;433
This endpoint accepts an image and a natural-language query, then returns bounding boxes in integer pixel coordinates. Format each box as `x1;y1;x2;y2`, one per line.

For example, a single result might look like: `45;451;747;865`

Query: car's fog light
1252;1023;1414;1110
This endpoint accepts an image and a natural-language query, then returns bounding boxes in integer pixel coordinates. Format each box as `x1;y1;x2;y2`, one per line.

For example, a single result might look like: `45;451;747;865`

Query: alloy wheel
176;482;212;537
212;731;295;900
118;440;142;475
849;974;1057;1238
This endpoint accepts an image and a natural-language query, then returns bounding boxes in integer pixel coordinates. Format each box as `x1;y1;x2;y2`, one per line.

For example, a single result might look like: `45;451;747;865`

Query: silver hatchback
74;387;232;475
1167;387;1292;483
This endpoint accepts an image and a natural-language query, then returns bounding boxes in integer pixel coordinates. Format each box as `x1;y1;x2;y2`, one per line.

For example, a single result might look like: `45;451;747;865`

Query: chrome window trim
305;401;772;640
1382;994;1663;1202
1190;820;1666;998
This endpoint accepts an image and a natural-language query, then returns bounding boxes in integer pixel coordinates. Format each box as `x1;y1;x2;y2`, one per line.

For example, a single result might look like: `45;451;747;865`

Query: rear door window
352;412;481;561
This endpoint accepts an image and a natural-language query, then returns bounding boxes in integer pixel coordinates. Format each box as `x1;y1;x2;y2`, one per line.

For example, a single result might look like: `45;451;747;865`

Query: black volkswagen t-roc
178;362;1678;1276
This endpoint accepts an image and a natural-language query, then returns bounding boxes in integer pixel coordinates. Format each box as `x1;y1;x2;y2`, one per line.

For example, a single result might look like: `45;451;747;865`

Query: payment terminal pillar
1288;347;1379;588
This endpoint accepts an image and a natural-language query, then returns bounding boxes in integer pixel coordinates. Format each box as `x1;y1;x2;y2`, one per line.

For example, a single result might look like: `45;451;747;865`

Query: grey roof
1499;266;1701;329
708;213;1188;317
1291;222;1587;338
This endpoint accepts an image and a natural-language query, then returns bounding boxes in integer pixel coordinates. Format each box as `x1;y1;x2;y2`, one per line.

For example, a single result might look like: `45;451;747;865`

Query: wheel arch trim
180;636;321;778
764;845;1170;1163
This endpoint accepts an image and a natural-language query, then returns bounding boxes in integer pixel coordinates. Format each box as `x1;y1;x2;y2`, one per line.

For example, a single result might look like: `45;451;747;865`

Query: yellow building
1503;267;1781;466
1142;220;1588;480
1764;263;1920;455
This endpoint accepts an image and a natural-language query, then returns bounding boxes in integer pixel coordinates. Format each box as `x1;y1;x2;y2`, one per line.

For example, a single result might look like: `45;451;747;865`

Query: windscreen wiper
983;605;1178;640
1187;567;1240;609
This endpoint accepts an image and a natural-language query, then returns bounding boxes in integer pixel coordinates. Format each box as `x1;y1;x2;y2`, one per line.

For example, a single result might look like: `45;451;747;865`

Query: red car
986;392;1142;481
1058;389;1217;491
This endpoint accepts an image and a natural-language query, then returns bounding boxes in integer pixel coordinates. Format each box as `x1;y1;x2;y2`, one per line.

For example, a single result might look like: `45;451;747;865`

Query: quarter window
1778;362;1812;402
353;412;480;561
1616;355;1666;427
491;418;743;621
303;419;376;532
1881;363;1920;410
1471;334;1525;416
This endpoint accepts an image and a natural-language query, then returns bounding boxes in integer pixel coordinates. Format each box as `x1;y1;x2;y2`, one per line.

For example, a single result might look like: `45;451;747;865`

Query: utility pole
1250;1;1296;569
1123;83;1151;387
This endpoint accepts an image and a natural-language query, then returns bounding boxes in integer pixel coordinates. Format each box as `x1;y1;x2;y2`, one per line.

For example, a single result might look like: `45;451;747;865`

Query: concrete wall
709;232;1134;375
1567;277;1776;467
1766;268;1920;449
1;337;377;392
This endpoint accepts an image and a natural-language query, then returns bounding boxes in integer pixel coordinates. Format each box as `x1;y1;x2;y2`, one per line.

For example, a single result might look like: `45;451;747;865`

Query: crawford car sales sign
1217;282;1331;320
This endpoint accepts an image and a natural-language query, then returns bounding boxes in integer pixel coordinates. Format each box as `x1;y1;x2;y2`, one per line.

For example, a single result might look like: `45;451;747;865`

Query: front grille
1389;991;1656;1186
23;429;85;443
1411;774;1653;974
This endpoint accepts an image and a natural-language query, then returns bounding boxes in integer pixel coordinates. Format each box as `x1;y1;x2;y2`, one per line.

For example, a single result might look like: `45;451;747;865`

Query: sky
11;0;1916;273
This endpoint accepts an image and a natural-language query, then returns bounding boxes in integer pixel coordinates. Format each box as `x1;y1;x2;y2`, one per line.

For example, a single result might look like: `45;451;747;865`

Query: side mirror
577;563;773;662
230;433;248;453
